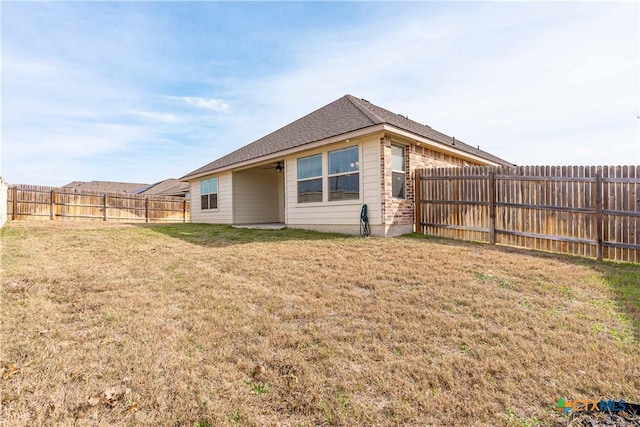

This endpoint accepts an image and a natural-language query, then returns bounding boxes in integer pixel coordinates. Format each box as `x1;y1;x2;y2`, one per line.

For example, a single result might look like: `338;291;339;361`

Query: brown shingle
181;95;510;180
137;179;189;197
62;181;148;193
346;96;510;166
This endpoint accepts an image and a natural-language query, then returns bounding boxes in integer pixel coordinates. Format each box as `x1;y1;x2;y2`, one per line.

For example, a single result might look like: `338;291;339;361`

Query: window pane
201;180;208;195
298;178;323;203
328;146;358;175
329;173;359;201
297;154;322;179
209;178;218;194
201;194;209;210
391;145;405;171
209;193;218;209
392;171;405;199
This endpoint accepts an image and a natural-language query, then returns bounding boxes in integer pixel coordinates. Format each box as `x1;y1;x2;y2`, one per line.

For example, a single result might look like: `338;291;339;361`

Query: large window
297;154;323;203
200;177;218;210
328;146;359;201
391;145;406;199
296;146;361;204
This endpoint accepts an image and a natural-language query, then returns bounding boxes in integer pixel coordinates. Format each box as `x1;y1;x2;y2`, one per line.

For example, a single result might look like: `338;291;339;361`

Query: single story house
63;180;149;194
134;179;190;198
181;95;510;237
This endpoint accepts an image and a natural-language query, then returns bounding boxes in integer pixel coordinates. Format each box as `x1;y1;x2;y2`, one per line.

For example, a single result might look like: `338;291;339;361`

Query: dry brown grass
1;221;638;426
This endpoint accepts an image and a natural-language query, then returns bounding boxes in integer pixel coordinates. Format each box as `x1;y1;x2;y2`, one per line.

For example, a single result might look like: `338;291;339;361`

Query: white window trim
200;177;219;211
296;154;323;204
391;144;407;199
327;146;360;202
294;142;363;206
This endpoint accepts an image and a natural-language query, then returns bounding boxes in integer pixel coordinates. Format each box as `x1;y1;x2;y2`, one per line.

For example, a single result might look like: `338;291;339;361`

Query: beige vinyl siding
286;136;381;226
361;137;382;225
189;172;233;224
278;174;285;223
233;168;282;224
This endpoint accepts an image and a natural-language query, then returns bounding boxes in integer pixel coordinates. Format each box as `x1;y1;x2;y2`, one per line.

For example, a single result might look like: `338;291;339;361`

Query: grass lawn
1;221;638;426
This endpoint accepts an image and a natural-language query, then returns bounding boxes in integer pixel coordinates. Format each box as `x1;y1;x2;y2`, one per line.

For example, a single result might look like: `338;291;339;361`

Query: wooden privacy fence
7;184;190;223
415;166;640;263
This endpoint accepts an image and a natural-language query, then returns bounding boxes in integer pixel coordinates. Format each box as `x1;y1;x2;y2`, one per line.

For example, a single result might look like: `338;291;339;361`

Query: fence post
50;189;56;220
414;170;421;233
103;194;108;221
145;197;150;223
12;186;18;220
488;171;496;245
183;199;187;223
594;172;603;260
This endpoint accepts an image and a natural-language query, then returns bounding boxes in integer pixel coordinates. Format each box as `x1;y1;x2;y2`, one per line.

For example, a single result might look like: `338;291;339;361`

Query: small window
328;146;359;201
391;145;405;199
297;154;322;203
200;177;218;210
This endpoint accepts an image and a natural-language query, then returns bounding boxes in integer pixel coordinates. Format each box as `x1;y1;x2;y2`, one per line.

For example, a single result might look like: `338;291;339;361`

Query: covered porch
231;161;285;225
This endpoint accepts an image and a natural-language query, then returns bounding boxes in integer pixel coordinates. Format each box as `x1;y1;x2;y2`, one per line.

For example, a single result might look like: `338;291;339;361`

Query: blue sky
2;1;638;187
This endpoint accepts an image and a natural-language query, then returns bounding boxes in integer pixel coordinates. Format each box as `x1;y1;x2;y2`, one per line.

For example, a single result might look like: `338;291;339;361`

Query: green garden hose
360;204;370;237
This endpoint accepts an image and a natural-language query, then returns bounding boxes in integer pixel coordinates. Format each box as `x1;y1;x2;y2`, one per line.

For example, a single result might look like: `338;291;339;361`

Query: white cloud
181;97;230;112
2;2;638;186
238;2;639;166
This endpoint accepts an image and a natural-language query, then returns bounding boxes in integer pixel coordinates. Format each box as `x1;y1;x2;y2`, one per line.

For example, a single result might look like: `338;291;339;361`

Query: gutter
180;124;387;181
382;125;510;167
180;123;510;182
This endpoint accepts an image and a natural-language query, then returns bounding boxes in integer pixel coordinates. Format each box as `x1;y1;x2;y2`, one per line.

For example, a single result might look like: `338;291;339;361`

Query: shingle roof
137;179;190;196
62;181;148;193
181;95;510;180
348;96;511;166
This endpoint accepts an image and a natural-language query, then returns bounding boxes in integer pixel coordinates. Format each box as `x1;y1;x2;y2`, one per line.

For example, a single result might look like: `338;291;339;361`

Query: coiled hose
360;204;370;237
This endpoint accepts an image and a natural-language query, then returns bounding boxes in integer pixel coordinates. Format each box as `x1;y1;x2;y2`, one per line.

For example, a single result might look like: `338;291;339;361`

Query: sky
1;1;639;187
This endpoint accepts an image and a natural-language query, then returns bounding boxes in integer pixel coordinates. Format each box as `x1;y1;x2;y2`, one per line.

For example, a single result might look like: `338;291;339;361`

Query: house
180;95;511;237
63;181;149;193
134;179;190;197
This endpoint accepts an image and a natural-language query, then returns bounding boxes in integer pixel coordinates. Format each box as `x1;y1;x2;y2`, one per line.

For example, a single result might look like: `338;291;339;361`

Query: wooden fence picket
7;184;190;224
415;165;640;263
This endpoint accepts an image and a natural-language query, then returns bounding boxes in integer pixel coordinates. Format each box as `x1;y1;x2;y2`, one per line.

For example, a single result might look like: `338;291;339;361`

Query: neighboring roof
62;180;148;193
136;179;190;197
182;94;511;180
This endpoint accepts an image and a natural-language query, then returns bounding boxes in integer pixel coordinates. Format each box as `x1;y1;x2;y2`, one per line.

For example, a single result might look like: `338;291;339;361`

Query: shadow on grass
137;222;351;248
402;233;640;343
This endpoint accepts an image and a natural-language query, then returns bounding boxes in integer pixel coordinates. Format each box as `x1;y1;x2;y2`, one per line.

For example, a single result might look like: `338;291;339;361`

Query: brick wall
380;137;481;227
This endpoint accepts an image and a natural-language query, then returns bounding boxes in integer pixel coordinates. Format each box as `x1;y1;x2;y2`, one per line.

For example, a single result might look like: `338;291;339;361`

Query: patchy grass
1;221;638;426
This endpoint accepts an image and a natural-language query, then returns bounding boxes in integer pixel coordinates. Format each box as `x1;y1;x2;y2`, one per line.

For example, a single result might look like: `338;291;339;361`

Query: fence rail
415;165;640;263
7;184;190;223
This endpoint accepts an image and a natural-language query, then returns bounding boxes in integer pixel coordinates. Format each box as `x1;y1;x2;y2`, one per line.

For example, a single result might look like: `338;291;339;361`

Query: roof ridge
344;95;384;125
181;95;511;179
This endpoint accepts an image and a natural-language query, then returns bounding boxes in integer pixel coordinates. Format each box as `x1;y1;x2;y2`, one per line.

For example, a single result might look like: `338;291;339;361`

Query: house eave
181;122;507;183
181;124;386;181
382;125;507;166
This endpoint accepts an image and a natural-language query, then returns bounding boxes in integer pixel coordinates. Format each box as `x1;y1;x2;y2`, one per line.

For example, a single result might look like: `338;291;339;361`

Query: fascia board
382;125;503;166
182;124;386;181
